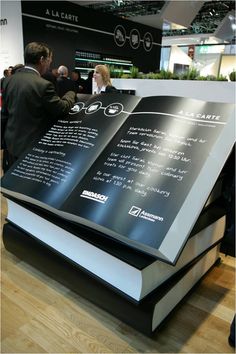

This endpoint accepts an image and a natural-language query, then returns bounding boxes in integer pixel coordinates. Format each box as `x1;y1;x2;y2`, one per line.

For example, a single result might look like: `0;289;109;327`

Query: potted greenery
229;70;236;81
110;66;233;81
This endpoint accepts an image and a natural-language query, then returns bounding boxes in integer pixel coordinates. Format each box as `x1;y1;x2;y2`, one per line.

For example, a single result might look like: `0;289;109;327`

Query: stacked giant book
1;94;235;335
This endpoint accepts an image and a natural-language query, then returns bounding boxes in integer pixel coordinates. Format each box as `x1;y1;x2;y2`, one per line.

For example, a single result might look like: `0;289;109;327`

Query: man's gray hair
58;65;68;76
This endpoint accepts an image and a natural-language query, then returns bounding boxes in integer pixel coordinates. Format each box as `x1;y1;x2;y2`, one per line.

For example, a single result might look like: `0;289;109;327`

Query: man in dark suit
42;68;58;92
2;42;77;169
57;65;78;97
71;69;86;93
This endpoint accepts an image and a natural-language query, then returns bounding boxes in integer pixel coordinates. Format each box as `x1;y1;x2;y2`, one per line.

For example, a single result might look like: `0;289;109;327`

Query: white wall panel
0;1;24;75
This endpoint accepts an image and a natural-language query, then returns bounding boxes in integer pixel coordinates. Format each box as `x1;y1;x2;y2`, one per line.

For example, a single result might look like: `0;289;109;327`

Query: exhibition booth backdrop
1;1;235;83
21;1;162;74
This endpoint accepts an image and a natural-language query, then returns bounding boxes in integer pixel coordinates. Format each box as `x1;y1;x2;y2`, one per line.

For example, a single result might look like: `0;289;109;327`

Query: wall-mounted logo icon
69;102;84;115
143;32;153;52
114;25;126;47
85;101;102;114
128;206;142;217
129;29;140;49
104;102;123;117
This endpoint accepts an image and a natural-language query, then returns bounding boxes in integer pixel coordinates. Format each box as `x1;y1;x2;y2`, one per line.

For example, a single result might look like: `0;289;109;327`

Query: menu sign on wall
21;1;162;73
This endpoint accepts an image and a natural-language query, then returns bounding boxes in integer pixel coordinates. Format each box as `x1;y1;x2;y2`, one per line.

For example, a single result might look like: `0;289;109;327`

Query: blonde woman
93;64;117;94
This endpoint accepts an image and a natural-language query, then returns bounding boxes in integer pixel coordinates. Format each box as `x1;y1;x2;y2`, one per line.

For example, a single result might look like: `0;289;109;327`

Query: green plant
120;73;131;79
205;75;217;81
109;65;116;78
171;73;179;80
189;67;199;80
117;67;124;78
180;67;199;80
196;75;207;80
109;65;125;78
217;74;228;81
130;66;139;78
111;68;233;81
229;70;236;81
158;69;173;79
144;72;159;79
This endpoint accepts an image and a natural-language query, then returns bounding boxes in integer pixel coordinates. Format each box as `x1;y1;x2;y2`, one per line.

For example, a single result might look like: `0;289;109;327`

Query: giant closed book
5;196;226;300
2;222;221;336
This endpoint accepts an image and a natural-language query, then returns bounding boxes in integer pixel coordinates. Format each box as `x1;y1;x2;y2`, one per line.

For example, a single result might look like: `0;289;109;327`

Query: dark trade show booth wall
21;1;162;74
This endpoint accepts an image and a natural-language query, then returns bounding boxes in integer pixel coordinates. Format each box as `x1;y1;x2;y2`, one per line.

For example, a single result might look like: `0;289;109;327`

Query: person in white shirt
93;65;117;94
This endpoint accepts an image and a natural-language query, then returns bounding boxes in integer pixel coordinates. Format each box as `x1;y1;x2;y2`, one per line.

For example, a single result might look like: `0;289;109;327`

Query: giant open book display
1;94;235;264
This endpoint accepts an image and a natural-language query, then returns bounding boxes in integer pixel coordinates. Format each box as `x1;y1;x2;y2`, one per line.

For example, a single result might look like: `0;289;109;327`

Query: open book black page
60;96;235;262
1;93;140;209
1;95;235;263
